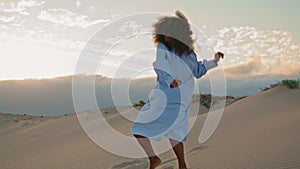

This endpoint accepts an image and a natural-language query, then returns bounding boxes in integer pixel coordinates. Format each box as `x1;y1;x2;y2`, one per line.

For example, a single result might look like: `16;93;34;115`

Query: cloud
0;25;85;51
0;0;44;14
224;55;263;78
38;8;109;28
209;26;300;61
76;1;81;7
0;0;44;28
266;59;300;76
208;26;300;77
0;15;15;22
224;54;300;79
118;21;150;35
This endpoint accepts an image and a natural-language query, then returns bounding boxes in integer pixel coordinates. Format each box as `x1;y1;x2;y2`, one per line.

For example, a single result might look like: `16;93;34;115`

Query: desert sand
0;85;299;169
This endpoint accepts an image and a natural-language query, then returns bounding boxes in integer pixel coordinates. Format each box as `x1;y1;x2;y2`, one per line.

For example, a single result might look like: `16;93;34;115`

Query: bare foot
149;156;161;169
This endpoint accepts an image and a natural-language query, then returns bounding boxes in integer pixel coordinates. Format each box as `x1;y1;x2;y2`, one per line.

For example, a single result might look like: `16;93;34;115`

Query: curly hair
152;10;195;56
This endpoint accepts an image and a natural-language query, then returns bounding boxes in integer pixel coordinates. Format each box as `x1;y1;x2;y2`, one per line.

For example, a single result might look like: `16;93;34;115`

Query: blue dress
131;43;217;142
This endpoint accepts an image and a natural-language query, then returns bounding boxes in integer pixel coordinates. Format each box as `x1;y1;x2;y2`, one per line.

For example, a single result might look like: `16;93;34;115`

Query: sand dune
0;85;299;169
160;85;300;169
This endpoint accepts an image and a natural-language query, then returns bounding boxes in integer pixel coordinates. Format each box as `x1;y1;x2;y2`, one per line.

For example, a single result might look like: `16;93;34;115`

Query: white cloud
90;6;96;12
0;0;44;13
38;8;109;28
118;21;151;37
207;26;300;77
290;45;299;50
0;26;85;51
0;15;15;22
76;1;80;7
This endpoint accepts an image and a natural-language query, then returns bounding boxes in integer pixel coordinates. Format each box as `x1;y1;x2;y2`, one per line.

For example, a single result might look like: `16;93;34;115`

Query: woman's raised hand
214;52;224;63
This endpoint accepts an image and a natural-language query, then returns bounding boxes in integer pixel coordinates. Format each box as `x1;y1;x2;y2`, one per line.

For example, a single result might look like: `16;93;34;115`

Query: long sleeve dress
131;43;217;142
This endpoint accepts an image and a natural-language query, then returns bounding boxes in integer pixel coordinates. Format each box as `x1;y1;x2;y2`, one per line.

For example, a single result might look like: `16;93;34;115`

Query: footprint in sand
111;159;148;169
186;145;208;155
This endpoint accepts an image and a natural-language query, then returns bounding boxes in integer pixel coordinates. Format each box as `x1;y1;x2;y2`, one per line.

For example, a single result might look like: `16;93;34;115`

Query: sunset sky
1;0;299;80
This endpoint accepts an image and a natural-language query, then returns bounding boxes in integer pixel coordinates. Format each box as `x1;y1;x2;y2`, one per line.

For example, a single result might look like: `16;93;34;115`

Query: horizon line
0;73;157;82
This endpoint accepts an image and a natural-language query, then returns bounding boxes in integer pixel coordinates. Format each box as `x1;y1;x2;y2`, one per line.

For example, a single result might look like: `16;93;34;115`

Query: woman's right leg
169;138;187;169
133;134;161;169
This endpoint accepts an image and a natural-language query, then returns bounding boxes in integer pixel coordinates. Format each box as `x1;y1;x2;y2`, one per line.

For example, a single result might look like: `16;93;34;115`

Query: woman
131;11;224;169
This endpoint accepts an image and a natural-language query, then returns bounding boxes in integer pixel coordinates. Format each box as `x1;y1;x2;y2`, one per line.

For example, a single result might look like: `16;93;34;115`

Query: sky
0;0;300;81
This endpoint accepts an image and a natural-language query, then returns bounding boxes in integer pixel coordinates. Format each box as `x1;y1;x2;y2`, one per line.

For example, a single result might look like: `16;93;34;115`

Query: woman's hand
214;52;224;64
170;77;182;87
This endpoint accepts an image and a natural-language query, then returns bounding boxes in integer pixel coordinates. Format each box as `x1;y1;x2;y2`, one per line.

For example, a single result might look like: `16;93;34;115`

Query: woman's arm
191;52;224;79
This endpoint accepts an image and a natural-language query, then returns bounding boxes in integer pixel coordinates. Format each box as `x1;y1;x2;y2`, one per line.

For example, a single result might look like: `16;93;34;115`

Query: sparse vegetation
260;81;281;91
200;98;211;108
281;79;299;89
261;79;299;91
200;94;211;108
133;100;146;107
197;94;241;108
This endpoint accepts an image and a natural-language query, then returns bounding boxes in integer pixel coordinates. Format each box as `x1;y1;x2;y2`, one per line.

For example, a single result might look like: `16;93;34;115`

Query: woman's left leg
133;134;161;169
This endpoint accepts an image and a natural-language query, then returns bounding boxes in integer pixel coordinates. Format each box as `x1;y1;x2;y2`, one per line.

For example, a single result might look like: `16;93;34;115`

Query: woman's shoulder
187;50;196;57
183;51;197;63
157;43;168;50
